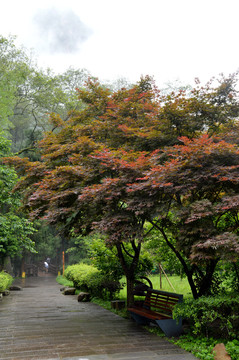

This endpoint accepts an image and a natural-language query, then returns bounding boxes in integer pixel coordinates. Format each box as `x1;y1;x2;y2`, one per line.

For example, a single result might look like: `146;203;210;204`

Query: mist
33;7;92;54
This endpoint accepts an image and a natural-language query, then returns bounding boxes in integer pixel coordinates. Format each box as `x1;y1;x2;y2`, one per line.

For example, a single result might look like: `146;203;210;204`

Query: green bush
64;263;122;299
174;294;239;339
88;236;154;283
225;339;239;360
0;271;13;292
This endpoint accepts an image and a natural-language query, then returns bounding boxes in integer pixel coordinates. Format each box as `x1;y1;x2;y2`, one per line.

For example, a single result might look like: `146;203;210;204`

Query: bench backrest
143;289;183;318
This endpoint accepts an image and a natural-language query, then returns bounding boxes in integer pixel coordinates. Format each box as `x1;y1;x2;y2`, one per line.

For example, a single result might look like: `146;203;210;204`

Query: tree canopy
0;134;36;269
5;73;239;300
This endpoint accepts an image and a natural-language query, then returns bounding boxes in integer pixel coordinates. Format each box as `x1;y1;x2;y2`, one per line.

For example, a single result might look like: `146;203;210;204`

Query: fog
33;7;92;54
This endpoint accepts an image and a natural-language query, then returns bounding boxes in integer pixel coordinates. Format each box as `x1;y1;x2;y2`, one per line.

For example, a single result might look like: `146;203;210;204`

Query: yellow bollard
58;271;61;276
22;271;26;278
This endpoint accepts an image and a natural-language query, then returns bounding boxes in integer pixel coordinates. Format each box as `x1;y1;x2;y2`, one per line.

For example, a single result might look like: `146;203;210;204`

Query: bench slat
128;307;171;320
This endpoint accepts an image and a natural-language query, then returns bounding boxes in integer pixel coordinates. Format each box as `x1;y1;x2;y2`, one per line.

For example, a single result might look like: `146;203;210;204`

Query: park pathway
0;276;197;360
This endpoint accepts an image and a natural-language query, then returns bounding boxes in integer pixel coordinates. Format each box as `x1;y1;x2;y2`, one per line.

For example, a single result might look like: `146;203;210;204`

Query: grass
117;274;192;299
56;275;73;287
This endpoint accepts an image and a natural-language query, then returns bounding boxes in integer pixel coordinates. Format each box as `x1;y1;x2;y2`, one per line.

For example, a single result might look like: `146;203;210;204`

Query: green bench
128;288;183;337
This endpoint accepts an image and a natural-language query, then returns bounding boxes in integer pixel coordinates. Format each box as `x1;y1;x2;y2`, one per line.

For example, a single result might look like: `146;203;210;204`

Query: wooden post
62;251;65;275
159;264;176;292
159;265;162;289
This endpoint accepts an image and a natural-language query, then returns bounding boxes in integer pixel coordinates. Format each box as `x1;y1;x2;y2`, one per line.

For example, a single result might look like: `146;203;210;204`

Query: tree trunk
116;241;141;307
3;256;13;275
126;275;135;307
197;260;218;297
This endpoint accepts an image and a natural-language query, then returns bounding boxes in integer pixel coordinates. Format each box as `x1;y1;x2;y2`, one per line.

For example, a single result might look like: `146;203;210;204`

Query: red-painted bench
128;288;183;337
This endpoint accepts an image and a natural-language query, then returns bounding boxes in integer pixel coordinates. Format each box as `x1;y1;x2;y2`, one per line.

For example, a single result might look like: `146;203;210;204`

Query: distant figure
44;261;49;273
46;257;51;264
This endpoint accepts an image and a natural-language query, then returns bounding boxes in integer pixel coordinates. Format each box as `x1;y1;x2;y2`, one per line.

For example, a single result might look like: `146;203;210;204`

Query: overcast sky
1;0;239;86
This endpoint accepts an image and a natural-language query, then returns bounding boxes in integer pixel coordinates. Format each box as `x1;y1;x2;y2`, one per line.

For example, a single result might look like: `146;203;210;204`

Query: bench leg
155;318;182;337
129;312;151;326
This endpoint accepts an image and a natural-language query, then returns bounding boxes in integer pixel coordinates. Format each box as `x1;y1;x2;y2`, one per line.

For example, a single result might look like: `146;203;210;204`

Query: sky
0;0;239;87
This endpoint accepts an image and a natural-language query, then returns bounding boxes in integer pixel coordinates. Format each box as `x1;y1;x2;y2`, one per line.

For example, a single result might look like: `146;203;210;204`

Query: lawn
118;274;192;299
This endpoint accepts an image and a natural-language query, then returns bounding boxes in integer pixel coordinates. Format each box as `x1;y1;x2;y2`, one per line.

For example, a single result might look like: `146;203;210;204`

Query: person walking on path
44;260;49;273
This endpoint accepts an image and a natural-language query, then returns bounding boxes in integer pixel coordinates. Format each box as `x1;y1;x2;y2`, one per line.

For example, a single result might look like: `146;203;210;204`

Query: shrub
64;263;122;299
0;271;13;292
225;339;239;360
89;236;154;283
174;294;239;339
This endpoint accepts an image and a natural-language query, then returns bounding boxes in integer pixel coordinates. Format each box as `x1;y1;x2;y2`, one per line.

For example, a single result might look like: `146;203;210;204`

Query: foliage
0;271;13;292
88;235;153;281
30;220;62;263
0;35;91;158
125;135;239;298
220;260;239;292
10;67;90;155
174;294;239;339
171;335;216;360
5;74;239;302
0;35;30;132
0;213;36;257
0;134;36;267
143;224;184;276
65;233;94;265
83;234;124;280
171;336;239;360
64;263;122;299
225;340;239;360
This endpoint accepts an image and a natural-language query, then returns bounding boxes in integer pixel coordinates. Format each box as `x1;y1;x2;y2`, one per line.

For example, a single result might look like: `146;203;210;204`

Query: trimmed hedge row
174;294;239;339
0;271;13;292
64;263;122;299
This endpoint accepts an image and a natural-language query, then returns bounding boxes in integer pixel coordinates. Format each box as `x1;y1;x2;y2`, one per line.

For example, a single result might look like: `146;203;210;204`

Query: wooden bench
128;288;183;337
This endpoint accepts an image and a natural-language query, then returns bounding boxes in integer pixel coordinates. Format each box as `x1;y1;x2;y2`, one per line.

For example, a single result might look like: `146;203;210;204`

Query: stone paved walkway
0;276;198;360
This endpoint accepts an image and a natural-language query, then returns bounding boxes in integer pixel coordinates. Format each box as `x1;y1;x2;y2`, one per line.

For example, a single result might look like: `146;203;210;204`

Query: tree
4;77;159;305
67;134;239;298
125;135;239;298
0;36;91;156
0;35;31;133
10;66;90;155
5;74;239;302
0;134;36;270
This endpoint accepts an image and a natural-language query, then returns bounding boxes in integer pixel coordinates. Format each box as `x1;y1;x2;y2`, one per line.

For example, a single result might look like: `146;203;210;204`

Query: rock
77;292;91;302
3;290;10;296
213;343;231;360
9;285;22;291
63;287;76;295
60;287;66;292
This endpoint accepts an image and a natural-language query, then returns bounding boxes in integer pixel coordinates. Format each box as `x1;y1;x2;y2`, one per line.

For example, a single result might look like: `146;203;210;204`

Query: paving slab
0;276;198;360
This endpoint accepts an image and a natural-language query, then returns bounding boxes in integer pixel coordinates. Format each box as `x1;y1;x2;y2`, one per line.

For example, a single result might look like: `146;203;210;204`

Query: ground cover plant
56;274;73;288
171;335;239;360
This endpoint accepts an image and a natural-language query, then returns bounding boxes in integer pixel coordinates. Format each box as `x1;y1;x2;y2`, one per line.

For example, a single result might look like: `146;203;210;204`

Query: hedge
0;271;13;292
174;294;239;339
64;263;122;299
